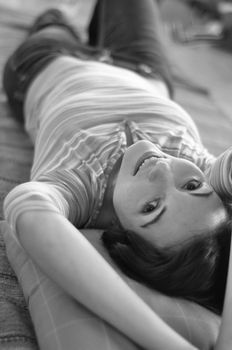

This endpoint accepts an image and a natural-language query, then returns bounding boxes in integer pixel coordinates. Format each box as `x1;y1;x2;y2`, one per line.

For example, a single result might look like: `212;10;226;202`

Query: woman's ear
102;226;128;249
110;214;124;231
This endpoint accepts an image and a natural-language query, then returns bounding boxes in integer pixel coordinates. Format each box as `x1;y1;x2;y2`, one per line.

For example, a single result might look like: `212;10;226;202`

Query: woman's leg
88;0;173;97
3;9;83;122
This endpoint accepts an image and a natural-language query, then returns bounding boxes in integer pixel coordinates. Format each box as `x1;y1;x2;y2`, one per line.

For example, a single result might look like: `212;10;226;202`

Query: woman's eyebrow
140;206;167;228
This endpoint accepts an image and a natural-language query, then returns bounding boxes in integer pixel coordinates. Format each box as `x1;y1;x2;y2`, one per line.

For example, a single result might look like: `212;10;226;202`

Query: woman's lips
133;152;161;175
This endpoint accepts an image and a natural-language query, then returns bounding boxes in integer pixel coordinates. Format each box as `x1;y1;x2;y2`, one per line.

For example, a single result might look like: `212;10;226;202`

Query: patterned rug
0;2;91;348
0;2;231;349
0;7;36;348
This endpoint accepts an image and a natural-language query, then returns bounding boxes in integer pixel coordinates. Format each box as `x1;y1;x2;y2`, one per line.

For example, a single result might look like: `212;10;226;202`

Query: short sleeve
3;181;72;234
37;167;103;227
4;165;103;238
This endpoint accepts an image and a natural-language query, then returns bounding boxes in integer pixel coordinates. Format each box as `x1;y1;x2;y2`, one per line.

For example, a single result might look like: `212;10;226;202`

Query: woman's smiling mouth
133;152;162;175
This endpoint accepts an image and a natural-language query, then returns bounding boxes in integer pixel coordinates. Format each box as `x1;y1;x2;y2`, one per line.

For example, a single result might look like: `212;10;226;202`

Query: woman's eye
184;179;202;191
142;200;159;213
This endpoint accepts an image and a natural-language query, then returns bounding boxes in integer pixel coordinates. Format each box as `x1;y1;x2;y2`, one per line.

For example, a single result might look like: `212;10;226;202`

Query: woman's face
113;140;227;247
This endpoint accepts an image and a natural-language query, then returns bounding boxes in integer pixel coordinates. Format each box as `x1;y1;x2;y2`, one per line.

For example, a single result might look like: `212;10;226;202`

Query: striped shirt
3;56;232;235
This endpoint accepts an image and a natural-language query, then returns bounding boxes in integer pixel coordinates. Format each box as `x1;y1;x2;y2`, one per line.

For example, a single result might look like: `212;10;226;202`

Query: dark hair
102;219;231;315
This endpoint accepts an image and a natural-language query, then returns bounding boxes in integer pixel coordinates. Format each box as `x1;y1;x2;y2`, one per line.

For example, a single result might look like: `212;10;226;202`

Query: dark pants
3;0;173;121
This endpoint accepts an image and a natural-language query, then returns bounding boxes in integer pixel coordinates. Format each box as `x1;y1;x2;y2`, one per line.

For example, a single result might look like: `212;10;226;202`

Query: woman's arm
214;227;232;350
17;209;196;350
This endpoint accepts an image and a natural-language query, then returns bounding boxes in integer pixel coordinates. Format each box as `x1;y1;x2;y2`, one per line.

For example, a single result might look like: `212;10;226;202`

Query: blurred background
0;0;231;123
159;0;232;121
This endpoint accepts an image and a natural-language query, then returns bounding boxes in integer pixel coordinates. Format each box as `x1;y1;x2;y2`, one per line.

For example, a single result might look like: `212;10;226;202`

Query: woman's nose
148;160;173;184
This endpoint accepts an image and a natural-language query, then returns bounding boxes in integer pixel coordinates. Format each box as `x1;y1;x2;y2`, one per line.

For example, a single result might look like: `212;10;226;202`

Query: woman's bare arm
17;209;196;350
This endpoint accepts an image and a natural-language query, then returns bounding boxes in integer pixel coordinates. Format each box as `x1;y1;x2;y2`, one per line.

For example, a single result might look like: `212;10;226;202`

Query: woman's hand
207;146;232;201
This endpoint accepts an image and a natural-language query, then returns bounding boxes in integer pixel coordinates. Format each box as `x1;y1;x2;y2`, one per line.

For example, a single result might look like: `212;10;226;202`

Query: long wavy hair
102;216;232;315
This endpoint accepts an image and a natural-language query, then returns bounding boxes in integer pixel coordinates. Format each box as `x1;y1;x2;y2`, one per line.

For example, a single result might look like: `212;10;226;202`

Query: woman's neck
95;155;123;229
